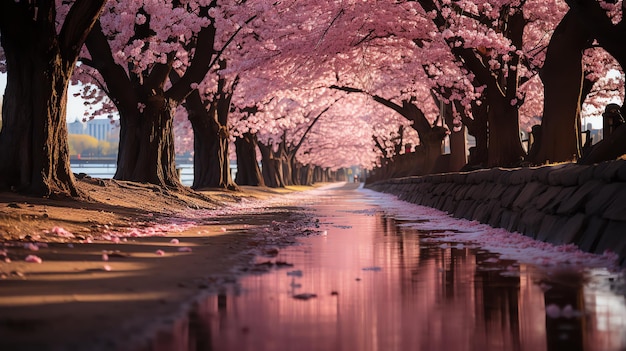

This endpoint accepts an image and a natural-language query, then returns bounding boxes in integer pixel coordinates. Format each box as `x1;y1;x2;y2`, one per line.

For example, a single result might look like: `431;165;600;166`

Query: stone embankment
366;160;626;266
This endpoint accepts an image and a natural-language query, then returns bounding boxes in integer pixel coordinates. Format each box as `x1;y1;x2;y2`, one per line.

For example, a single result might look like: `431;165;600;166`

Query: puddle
139;186;626;351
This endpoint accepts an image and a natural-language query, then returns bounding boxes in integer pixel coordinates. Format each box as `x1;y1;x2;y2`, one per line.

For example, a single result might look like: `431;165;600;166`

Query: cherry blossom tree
77;0;217;187
0;0;106;197
182;64;239;190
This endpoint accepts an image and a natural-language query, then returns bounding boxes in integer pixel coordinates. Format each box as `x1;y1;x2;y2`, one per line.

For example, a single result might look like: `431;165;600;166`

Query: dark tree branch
58;0;107;63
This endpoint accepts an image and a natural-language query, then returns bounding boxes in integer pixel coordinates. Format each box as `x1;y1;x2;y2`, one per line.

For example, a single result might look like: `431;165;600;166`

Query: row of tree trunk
1;1;624;197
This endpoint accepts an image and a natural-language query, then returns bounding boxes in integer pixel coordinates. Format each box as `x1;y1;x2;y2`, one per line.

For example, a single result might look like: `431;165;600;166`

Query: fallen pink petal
24;243;39;251
50;226;74;238
24;255;42;264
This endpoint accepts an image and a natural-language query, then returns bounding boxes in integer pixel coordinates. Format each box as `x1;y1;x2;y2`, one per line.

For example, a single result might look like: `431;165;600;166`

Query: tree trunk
456;99;489;168
258;142;284;188
235;133;264;186
298;164;314;185
186;90;237;190
486;93;526;167
0;1;105;197
114;95;180;186
564;0;626;117
448;126;467;171
442;102;467;172
402;101;446;174
281;154;294;186
535;11;592;164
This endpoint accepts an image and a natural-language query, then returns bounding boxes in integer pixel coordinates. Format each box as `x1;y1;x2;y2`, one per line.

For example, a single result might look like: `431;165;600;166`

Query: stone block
474;183;494;201
457;200;478;220
435;195;447;210
420;195;435;207
531;164;555;183
618;161;626;182
577;165;594;185
585;183;625;216
593;221;626;265
463;183;478;200
488;183;507;200
513;182;548;209
453;184;470;200
465;170;482;184
509;167;534;184
593;160;626;182
548;213;586;245
442;196;457;214
543;187;577;214
432;182;451;195
494;168;514;184
536;215;567;242
501;184;523;208
534;186;563;211
556;180;604;215
547;163;588;186
517;208;545;239
500;210;520;232
601;185;626;221
451;173;467;183
577;216;607;252
472;201;496;223
488;207;504;227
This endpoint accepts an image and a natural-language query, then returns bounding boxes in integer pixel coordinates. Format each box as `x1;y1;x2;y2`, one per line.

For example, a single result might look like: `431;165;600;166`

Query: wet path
152;183;626;351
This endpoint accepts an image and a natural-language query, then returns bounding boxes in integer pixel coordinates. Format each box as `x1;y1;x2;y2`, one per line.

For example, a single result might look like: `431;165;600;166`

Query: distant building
68;118;119;141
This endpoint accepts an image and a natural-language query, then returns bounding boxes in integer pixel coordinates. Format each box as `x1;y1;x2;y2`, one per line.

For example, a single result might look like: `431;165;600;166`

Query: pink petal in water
545;304;561;319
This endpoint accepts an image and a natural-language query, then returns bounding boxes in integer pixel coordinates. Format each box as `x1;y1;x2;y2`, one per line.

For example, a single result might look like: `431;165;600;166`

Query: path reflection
139;188;626;351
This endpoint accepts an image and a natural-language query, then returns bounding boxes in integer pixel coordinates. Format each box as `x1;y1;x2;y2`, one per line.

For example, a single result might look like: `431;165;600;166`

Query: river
138;182;626;351
71;163;195;186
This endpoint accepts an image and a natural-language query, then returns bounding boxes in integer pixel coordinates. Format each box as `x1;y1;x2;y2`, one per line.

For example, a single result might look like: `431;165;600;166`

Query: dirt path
0;180;329;351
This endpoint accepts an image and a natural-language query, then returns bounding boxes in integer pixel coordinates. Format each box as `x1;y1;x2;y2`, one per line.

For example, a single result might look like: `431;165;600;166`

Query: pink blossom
178;247;193;252
155;250;165;256
170;238;180;244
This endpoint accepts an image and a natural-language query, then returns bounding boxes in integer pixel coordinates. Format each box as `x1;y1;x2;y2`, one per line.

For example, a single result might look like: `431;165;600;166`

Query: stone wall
366;160;626;266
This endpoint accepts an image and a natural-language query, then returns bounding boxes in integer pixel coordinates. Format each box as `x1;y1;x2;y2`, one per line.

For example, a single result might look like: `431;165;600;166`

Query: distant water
70;163;194;186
